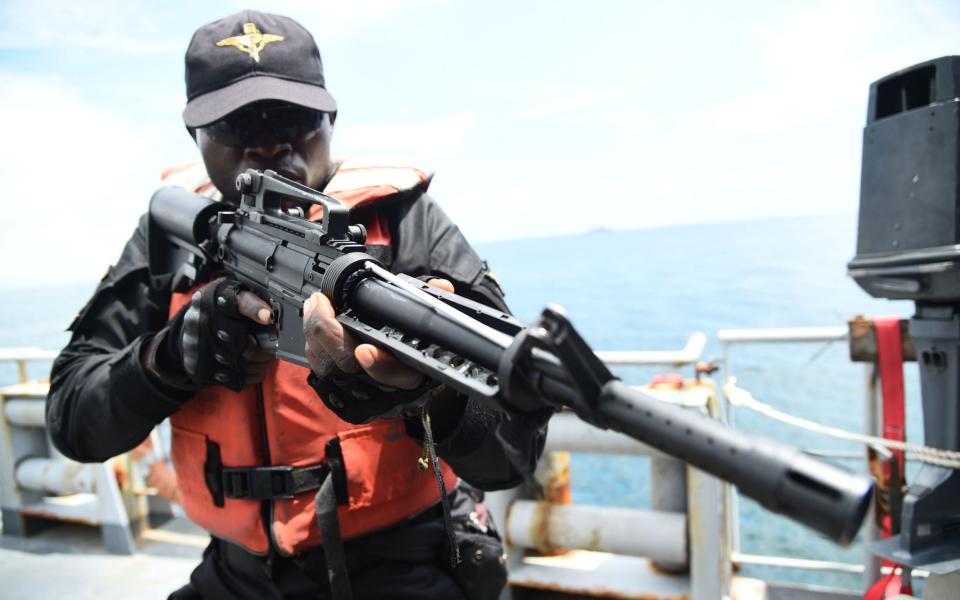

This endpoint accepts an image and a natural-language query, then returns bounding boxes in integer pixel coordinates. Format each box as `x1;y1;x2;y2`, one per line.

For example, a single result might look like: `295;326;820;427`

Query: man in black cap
47;10;550;599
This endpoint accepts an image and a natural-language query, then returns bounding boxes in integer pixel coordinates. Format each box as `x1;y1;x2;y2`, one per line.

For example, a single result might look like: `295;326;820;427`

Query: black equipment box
849;56;960;302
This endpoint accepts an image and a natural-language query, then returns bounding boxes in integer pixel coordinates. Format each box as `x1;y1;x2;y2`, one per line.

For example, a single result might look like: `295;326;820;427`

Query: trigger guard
254;330;279;353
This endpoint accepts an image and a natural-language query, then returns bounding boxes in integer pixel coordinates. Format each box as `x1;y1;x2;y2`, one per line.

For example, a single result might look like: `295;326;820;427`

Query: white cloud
335;113;479;163
2;0;958;257
0;73;164;288
510;88;626;120
432;175;579;243
0;0;184;53
427;158;672;243
0;0;443;52
691;0;960;140
216;0;445;46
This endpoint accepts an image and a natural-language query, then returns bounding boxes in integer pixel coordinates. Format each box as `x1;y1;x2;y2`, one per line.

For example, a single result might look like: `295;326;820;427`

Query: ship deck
1;514;205;599
1;514;862;600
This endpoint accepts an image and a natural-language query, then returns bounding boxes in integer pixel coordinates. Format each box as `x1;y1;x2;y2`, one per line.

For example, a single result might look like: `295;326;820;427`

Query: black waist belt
204;439;330;506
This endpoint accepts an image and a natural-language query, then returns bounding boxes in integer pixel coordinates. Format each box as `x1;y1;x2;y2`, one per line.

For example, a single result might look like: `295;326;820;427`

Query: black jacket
47;189;549;491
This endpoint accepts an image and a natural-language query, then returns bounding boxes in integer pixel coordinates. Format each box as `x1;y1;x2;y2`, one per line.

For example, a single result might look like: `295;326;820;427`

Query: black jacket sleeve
391;194;553;490
46;215;187;462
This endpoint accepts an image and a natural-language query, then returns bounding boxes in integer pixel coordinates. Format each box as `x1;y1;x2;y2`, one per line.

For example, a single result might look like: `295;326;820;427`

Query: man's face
196;102;334;203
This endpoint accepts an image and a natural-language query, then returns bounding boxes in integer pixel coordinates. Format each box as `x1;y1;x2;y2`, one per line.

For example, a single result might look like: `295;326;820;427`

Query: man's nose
245;134;292;160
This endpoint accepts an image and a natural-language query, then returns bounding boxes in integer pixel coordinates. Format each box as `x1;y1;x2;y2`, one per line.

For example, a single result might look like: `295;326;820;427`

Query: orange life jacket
163;160;458;555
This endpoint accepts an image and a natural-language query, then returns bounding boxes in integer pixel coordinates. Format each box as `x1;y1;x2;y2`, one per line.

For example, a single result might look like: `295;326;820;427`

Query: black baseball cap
182;10;337;128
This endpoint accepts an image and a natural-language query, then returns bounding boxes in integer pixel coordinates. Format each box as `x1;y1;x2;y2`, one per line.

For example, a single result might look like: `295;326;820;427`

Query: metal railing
498;325;895;598
1;332;888;597
595;331;707;366
717;325;886;589
0;348;58;384
0;348;139;554
487;333;731;599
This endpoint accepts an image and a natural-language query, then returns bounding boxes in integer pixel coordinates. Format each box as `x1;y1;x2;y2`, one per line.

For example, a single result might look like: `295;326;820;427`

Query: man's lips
275;169;306;184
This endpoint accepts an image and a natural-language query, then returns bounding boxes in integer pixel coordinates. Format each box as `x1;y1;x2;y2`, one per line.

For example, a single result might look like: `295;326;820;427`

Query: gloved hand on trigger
145;277;274;392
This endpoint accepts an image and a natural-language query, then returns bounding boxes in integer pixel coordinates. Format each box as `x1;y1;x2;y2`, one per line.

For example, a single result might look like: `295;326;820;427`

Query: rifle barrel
350;273;871;545
597;380;872;546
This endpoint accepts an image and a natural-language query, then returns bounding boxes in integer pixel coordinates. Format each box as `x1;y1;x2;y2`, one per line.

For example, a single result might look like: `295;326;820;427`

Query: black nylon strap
204;439;225;507
421;404;460;567
217;464;330;500
316;468;353;600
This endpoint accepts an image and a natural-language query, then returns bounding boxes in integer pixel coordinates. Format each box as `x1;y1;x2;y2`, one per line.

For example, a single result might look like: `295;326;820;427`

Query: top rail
0;348;58;362
596;332;706;366
0;347;58;384
0;332;708;389
717;326;848;344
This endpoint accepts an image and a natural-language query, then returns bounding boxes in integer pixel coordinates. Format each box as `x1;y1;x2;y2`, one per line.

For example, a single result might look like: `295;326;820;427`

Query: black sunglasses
201;103;326;148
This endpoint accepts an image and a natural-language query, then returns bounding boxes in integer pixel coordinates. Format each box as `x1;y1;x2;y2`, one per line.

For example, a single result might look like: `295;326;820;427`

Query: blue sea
0;213;922;592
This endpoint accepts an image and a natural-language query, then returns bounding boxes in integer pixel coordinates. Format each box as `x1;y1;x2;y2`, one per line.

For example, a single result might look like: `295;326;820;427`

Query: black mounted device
849;56;960;572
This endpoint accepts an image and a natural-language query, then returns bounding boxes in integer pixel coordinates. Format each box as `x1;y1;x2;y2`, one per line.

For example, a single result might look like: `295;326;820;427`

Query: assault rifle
148;169;873;546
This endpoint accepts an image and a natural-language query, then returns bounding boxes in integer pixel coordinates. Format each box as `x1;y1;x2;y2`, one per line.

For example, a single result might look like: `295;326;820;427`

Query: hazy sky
1;0;958;287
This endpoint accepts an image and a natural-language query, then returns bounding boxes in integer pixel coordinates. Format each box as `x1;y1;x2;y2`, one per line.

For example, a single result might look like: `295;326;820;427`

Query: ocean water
0;213;923;591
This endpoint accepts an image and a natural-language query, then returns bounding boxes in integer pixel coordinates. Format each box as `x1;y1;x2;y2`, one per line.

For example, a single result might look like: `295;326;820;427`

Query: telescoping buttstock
147;169;873;546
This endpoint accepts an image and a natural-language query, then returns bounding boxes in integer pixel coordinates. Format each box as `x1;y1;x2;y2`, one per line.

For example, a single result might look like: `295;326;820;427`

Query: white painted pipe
5;400;46;427
0;347;58;361
15;458;97;494
506;500;687;564
717;326;847;344
543;412;665;457
597;332;706;366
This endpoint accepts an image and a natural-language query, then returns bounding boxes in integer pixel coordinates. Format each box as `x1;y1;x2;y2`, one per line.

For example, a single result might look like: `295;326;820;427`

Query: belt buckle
222;465;296;500
262;465;297;499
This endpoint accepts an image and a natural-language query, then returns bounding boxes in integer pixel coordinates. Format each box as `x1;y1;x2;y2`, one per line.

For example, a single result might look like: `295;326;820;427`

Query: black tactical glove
306;369;437;424
146;278;272;392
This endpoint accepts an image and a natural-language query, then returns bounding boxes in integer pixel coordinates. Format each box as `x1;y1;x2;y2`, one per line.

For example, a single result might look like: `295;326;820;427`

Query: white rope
723;378;960;469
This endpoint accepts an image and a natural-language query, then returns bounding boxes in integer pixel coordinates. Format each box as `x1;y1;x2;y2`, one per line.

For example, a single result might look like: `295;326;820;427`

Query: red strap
866;318;912;599
864;572;912;599
874;317;906;474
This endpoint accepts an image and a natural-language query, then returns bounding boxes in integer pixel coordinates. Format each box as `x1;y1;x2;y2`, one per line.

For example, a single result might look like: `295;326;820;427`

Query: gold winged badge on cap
216;22;284;63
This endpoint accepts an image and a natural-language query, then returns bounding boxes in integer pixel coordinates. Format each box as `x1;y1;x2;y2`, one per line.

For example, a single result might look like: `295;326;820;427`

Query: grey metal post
0;390;27;536
95;460;136;555
688;466;729;600
688;389;731;600
650;456;688;572
486;483;524;600
16;359;28;384
721;342;741;556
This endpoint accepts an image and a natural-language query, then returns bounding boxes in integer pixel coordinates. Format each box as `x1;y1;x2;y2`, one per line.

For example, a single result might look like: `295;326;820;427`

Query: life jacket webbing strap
202;438;330;502
316;437;352;600
220;464;329;500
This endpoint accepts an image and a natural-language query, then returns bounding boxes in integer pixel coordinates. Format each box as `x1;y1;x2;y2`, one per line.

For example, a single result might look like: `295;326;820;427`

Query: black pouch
443;486;508;600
